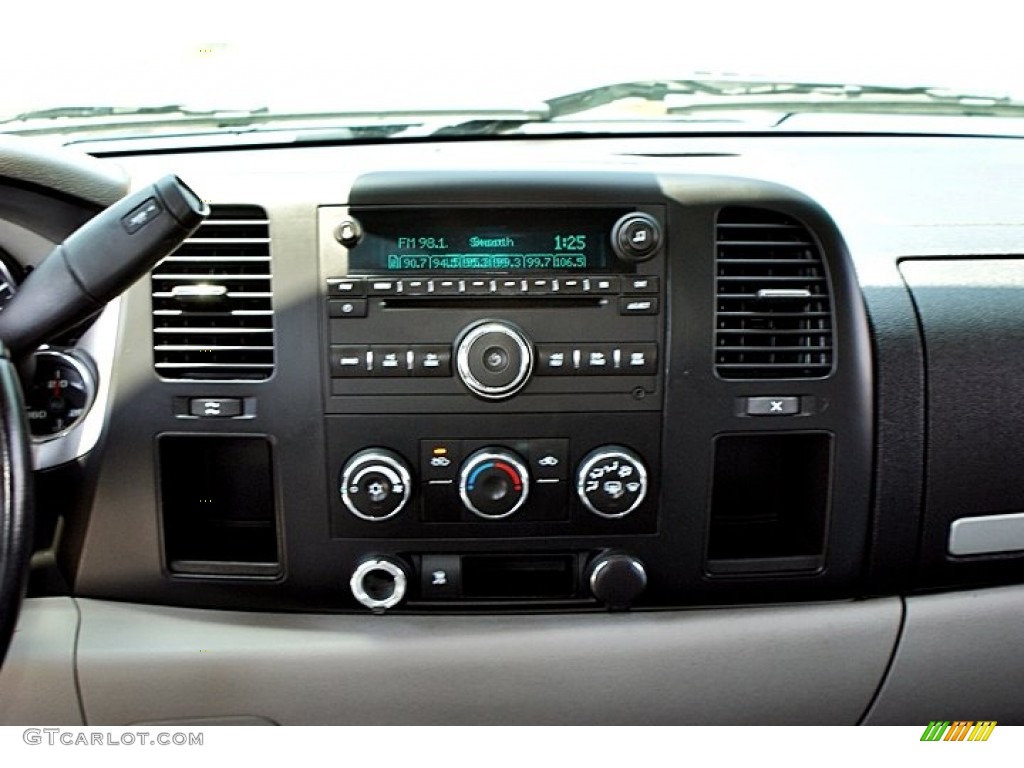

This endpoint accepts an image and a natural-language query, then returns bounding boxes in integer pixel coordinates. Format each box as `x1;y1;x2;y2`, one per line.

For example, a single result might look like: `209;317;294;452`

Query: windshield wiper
542;79;1024;120
0;104;271;124
0;103;551;142
422;79;1024;139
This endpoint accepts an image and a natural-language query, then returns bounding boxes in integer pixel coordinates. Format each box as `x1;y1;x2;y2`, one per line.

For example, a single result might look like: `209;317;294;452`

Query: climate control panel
337;439;650;528
327;413;660;540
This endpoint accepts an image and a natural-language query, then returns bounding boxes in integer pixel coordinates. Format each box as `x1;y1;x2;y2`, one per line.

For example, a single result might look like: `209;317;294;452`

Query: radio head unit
318;203;666;414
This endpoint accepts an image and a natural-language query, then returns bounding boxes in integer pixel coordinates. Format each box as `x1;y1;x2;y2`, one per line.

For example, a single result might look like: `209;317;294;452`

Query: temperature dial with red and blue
458;448;530;519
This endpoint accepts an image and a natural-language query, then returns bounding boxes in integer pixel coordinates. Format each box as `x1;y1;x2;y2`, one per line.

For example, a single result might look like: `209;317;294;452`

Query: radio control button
465;279;493;295
327;279;365;297
334;218;363;248
558;277;586;294
456;321;534;399
620;344;658;374
581;346;614;374
410;345;451;377
611;213;662;262
328;298;368;318
498;278;524;295
403;278;429;295
536;345;573;375
619;297;660;316
371;345;410;376
433;279;462;295
625;276;659;294
330;345;370;377
368;280;400;295
525;278;554;294
589;276;620;294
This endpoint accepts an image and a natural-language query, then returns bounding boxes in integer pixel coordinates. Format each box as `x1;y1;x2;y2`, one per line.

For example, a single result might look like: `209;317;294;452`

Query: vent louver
715;207;833;379
152;205;274;380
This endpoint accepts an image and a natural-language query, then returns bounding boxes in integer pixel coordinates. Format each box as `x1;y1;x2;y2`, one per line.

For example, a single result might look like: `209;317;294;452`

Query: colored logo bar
920;721;997;741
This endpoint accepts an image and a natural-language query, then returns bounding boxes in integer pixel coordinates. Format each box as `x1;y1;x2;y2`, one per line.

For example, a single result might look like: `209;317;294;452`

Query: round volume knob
576;446;648;518
340;448;413;521
610;212;661;262
455;321;534;400
587;553;647;610
459;448;530;519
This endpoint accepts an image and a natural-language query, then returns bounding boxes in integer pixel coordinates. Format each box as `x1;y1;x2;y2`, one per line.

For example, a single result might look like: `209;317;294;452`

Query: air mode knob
459;447;530;519
455;320;534;400
576;446;648;518
340;448;413;521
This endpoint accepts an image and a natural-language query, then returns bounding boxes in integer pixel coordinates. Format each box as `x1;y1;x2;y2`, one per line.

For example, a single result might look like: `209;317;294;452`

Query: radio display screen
346;208;634;274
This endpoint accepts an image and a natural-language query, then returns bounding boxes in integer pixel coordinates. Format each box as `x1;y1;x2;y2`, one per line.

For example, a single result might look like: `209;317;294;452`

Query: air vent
715;207;833;379
152;205;274;380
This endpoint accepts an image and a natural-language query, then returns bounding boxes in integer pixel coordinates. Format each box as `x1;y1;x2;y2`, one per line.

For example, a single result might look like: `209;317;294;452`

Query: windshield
4;0;1021;144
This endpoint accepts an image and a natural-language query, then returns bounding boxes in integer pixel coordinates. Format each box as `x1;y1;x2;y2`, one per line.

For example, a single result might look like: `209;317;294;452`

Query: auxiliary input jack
350;558;408;613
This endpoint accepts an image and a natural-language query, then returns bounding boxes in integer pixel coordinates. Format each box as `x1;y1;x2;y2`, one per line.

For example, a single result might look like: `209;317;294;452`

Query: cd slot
381;297;605;310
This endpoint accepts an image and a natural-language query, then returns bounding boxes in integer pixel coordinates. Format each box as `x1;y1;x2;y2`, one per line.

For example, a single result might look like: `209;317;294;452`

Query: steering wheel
0;155;206;667
0;342;33;666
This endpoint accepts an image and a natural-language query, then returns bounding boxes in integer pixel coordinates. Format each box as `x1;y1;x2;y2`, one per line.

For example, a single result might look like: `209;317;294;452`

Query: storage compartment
460;554;578;599
706;433;832;573
159;435;280;577
901;259;1024;588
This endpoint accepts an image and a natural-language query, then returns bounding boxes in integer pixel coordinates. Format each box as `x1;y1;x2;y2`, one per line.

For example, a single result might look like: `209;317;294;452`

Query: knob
455;321;534;400
610;212;661;262
587;553;647;609
459;447;530;519
576;446;648;518
339;449;413;521
334;217;363;247
350;557;408;612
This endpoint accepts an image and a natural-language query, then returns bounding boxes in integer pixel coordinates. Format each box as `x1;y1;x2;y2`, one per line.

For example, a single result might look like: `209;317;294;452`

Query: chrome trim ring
459;449;531;519
576;447;648;519
27;349;97;444
350;559;408;611
339;449;412;522
455;321;534;400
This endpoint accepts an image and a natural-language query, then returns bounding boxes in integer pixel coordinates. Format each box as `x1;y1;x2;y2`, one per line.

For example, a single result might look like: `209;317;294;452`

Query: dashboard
1;131;1024;724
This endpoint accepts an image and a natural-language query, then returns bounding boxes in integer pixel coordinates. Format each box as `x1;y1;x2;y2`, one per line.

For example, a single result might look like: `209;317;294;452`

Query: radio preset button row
536;343;657;375
330;344;451;378
330;275;650;298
